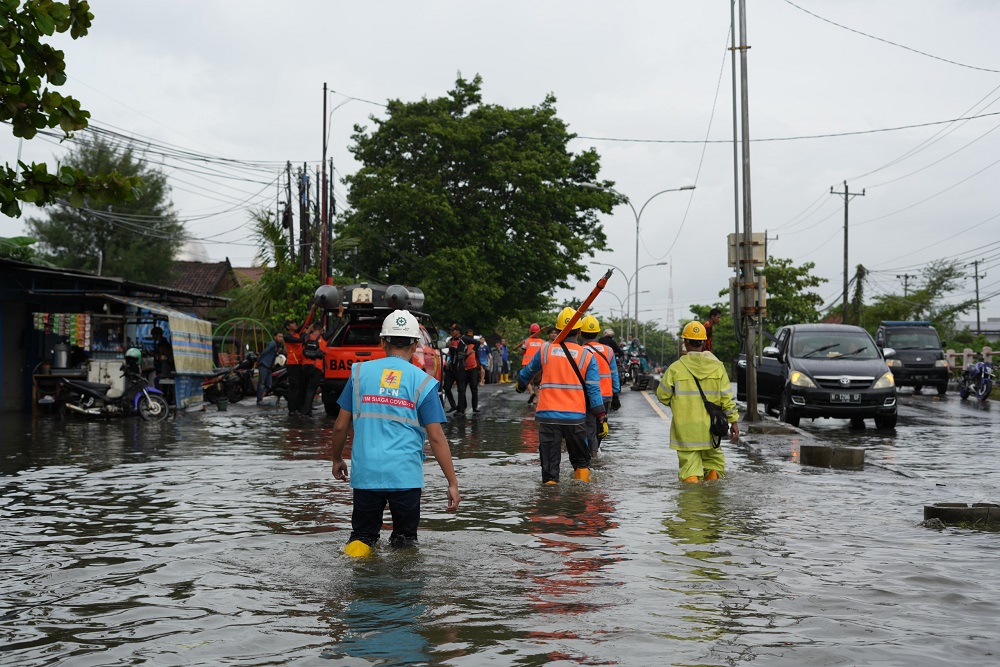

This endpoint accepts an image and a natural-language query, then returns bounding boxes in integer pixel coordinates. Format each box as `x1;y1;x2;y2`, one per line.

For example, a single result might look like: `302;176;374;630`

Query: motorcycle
625;352;643;387
59;351;169;421
202;352;257;404
265;354;288;404
958;358;995;402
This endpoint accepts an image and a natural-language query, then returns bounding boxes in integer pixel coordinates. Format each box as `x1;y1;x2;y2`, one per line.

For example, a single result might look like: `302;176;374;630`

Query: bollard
799;444;864;470
924;503;1000;527
217;397;229;411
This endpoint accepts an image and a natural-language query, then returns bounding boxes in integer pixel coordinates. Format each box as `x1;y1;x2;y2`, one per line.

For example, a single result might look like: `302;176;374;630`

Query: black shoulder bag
689;373;730;448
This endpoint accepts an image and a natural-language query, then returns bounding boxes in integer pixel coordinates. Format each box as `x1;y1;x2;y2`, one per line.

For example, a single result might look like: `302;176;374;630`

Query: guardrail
945;346;993;371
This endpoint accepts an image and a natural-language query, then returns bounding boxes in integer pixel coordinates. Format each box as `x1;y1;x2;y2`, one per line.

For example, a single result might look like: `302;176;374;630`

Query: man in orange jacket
516;308;606;483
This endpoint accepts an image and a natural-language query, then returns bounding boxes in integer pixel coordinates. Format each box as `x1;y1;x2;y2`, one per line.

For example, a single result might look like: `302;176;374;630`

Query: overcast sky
4;0;1000;329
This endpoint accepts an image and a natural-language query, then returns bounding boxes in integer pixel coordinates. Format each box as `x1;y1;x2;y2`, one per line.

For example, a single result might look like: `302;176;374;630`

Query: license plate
831;393;861;403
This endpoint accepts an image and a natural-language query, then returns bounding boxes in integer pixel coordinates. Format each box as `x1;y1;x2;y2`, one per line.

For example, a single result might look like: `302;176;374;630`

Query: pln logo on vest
380;369;401;390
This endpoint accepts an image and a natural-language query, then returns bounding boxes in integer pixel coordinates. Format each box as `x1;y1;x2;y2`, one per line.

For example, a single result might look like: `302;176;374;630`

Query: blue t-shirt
337;356;447;489
477;342;489;365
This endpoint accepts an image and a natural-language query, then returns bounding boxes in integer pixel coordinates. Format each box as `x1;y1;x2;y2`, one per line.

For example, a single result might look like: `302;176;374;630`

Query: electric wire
779;0;1000;74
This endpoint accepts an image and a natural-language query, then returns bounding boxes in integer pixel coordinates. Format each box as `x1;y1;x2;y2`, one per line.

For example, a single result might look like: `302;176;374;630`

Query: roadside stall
30;297;214;412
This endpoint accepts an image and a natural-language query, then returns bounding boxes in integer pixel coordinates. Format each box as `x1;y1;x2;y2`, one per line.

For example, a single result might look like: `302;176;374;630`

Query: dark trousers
584;400;611;456
350;488;422;548
538;421;591;482
457;367;478;413
286;364;303;413
301;364;322;414
443;367;457;409
256;365;273;403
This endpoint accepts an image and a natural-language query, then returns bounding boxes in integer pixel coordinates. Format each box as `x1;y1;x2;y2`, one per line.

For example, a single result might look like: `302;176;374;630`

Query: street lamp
591;259;668;339
583;183;695;341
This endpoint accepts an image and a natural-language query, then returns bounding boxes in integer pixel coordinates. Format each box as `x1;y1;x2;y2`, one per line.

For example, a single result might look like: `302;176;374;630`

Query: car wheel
913;384;923;394
850;417;866;429
936;383;948;396
779;390;800;427
874;412;897;429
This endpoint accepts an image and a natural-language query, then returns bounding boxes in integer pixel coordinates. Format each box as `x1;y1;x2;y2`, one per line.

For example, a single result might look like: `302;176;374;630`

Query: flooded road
2;386;999;666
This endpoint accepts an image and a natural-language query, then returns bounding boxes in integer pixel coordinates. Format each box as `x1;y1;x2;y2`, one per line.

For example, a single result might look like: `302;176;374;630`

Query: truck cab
318;283;443;416
874;321;949;395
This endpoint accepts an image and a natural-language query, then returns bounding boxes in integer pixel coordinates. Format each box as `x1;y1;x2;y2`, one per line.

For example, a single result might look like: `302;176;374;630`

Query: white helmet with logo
381;309;421;340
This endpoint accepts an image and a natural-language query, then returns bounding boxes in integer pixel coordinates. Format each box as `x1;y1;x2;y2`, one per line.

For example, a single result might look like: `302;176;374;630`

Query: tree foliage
25;134;183;283
759;257;828;330
334;75;620;329
1;0;139;217
859;259;973;335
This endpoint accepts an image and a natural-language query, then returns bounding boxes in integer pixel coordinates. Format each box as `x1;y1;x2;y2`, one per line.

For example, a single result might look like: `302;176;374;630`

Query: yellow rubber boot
572;468;591;482
705;469;719;481
682;476;700;483
544;480;558;485
344;540;373;558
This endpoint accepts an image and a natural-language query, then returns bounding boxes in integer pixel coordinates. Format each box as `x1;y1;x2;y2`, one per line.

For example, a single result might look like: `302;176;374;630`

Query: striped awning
104;295;214;375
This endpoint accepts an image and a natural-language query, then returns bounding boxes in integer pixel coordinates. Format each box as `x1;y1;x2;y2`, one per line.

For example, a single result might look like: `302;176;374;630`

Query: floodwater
2;385;999;666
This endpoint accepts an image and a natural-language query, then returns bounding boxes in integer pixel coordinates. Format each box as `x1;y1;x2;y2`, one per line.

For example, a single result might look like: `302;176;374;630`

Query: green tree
861;260;973;336
759;257;828;330
1;0;139;217
334;75;620;329
25;134;183;283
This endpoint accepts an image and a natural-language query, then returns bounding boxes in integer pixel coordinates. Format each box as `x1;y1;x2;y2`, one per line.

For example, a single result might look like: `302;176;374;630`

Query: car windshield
885;329;940;350
789;331;880;360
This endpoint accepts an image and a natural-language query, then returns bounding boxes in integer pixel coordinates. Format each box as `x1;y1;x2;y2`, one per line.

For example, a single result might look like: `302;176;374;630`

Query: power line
779;0;1000;74
573;111;1000;145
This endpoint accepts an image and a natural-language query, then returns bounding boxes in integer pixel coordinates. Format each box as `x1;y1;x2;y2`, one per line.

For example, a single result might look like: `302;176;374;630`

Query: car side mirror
762;346;780;358
437;339;449;350
883;347;896;359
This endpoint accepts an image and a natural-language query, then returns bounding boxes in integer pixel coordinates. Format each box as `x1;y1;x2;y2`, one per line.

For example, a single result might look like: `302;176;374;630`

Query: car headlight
873;372;895;389
790;370;816;388
935;359;949;367
885;359;902;368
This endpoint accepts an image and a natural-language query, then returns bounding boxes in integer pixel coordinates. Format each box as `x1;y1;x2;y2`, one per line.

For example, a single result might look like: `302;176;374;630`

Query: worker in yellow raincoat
656;321;740;482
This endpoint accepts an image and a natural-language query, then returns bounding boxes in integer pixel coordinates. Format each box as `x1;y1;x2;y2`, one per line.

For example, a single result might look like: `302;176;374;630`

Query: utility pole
896;273;917;297
321;82;329;285
285;161;295;264
830;181;865;324
736;0;761;422
972;259;986;333
764;229;778;262
298;164;311;271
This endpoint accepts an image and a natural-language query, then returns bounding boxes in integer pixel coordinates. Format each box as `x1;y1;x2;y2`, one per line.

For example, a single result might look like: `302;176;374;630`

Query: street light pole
583;183;694;343
591;260;661;340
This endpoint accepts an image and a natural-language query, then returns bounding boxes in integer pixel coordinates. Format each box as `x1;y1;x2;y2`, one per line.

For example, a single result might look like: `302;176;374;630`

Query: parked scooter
59;349;169;421
265;354;288;404
202;352;257;404
958;358;995;402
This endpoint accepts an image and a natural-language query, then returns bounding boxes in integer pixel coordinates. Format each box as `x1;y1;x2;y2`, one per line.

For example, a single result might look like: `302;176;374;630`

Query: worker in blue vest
330;310;460;557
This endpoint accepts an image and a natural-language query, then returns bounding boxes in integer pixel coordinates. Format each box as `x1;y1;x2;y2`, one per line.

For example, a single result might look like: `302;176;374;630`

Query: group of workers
327;305;740;558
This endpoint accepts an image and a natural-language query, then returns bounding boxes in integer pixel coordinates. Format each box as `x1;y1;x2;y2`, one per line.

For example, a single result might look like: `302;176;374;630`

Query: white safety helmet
380;309;421;340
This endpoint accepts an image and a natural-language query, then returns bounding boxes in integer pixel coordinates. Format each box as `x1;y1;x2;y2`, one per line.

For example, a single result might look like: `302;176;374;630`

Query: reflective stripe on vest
585;341;614;397
536;342;593;414
351;360;430;429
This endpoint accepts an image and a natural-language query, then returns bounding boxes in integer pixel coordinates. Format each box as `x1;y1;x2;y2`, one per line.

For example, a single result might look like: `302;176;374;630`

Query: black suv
874;321;948;395
737;323;898;429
